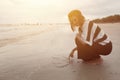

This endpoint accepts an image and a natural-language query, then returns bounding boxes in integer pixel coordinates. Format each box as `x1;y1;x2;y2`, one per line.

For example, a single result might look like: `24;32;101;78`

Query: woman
68;10;112;61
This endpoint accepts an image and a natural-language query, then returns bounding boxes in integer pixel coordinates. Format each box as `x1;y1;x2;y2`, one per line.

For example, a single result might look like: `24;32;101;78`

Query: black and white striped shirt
80;20;111;46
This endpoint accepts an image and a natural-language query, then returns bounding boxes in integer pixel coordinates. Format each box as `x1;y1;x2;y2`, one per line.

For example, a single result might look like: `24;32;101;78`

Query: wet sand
0;23;120;80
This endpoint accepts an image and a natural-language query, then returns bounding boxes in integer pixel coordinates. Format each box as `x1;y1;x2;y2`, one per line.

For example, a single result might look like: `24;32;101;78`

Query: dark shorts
75;37;112;61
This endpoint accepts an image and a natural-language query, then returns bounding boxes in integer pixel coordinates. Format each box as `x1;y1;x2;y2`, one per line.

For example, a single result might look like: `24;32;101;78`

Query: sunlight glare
24;0;57;6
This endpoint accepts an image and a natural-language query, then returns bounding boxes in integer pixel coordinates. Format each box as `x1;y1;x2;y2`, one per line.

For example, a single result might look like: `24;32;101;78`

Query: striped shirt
80;20;111;46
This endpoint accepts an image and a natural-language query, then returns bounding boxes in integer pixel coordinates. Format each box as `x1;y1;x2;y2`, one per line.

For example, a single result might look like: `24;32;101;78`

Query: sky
0;0;120;23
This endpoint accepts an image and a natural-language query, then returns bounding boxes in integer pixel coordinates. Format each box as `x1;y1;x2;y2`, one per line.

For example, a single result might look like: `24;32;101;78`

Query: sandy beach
0;23;120;80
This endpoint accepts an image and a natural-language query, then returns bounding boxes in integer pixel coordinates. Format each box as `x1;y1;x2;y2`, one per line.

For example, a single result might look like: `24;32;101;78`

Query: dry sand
0;23;120;80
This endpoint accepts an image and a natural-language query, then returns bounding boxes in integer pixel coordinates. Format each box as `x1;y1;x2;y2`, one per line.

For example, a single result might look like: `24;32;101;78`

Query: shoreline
0;23;120;80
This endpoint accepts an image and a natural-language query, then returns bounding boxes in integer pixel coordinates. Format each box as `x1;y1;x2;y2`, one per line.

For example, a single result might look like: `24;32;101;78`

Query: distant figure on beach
68;10;112;61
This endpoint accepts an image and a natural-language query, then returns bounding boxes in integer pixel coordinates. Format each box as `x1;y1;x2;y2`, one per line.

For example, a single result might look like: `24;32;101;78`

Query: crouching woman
68;10;112;61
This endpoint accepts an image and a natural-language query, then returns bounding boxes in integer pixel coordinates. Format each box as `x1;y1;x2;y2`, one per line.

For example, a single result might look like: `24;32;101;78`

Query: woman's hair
68;10;84;18
68;10;85;31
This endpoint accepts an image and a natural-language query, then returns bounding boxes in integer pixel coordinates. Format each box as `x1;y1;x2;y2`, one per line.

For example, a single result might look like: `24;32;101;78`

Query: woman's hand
68;47;77;61
69;50;74;58
68;50;74;62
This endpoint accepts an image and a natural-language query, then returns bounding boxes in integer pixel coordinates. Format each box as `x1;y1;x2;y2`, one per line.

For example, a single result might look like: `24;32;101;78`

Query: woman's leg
93;41;112;55
75;37;100;61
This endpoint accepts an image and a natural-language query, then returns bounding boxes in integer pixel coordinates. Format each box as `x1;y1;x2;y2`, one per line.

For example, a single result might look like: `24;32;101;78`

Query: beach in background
0;23;120;80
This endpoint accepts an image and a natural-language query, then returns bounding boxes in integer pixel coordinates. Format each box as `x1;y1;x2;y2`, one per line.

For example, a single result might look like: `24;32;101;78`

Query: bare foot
83;57;103;65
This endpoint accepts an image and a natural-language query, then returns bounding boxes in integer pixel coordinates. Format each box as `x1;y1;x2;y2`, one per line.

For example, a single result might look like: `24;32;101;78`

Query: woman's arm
76;33;87;45
69;47;77;58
